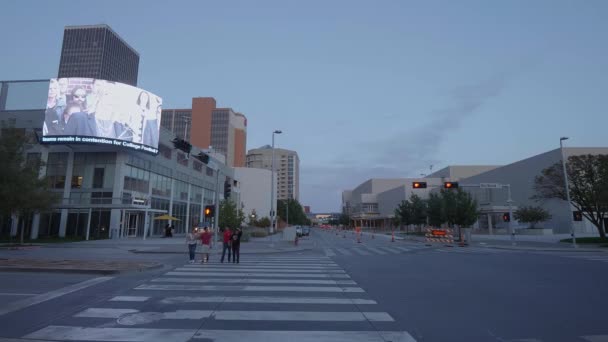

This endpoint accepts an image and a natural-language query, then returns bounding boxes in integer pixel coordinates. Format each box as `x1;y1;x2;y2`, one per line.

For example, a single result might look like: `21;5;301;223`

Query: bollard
391;231;395;242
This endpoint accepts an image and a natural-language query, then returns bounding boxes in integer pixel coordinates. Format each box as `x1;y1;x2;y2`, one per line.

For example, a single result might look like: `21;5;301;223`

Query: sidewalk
0;258;162;275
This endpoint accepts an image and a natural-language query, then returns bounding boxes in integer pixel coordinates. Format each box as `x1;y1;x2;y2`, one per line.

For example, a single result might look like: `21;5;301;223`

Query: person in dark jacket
231;228;243;264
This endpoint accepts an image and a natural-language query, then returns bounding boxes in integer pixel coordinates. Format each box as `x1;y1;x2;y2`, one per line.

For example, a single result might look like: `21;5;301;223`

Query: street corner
0;259;164;275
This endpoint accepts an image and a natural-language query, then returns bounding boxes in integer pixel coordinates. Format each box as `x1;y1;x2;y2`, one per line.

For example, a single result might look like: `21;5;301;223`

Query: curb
0;263;164;275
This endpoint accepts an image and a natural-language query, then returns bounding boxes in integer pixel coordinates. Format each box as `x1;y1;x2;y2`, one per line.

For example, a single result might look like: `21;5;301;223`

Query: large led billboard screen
41;78;162;154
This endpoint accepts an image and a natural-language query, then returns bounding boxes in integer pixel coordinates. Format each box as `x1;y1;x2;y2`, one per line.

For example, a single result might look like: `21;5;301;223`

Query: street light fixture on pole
560;137;577;248
270;130;282;233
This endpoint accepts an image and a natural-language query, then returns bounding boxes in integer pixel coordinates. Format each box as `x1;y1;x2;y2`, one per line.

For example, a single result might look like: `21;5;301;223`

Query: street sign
480;183;501;189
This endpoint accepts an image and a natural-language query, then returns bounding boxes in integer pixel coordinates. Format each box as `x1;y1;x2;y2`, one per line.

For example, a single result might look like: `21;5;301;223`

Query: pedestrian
186;226;199;263
231;227;243;264
221;227;232;263
200;226;213;263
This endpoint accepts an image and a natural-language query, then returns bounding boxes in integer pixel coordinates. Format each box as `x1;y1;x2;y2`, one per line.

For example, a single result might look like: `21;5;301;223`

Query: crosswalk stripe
181;264;341;269
392;246;411;252
24;326;196;342
24;326;417;342
364;247;387;255
351;248;371;255
166;272;350;278
192;330;417;342
174;267;346;273
324;248;336;257
74;308;393;322
582;335;608;342
109;296;150;302
379;247;401;253
159;296;377;305
135;284;365;292
222;262;338;266
152;278;357;285
335;248;352;256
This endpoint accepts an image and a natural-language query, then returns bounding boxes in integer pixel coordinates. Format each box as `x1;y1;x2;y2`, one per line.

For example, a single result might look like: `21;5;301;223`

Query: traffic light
412;182;427;189
204;205;214;218
573;211;583;221
444;182;459;189
502;213;510;222
224;181;232;199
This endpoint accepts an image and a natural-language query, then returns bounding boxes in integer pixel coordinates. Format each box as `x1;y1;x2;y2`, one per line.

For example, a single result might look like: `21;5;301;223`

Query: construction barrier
425;228;454;245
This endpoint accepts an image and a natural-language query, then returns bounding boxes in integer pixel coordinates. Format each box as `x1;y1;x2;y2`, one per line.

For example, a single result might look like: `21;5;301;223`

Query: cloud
300;72;515;212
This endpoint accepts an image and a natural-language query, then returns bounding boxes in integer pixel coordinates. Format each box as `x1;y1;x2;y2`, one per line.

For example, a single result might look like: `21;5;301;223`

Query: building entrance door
126;212;138;237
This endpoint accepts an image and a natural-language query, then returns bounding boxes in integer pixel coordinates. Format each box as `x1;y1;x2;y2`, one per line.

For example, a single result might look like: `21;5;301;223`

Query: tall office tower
58;24;139;86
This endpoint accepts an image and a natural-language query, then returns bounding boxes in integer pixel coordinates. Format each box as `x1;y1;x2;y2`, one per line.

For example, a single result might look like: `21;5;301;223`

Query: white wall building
233;167;274;224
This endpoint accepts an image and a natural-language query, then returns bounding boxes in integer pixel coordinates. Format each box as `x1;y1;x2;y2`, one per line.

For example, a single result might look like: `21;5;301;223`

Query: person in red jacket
221;227;232;263
200;227;213;263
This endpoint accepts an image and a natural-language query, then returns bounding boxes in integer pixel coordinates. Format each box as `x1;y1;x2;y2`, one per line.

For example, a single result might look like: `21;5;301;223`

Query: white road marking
379;247;402;253
365;247;387;255
193;330;417;342
0;276;113;316
75;308;140;318
335;248;352;256
393;246;411;252
324;248;336;257
159;296;377;305
213;310;393;321
182;264;341;269
174;267;345;273
351;248;371;255
74;308;392;321
152;277;357;285
24;326;195;342
110;296;150;302
0;293;38;296
24;326;417;342
135;284;365;292
166;271;350;278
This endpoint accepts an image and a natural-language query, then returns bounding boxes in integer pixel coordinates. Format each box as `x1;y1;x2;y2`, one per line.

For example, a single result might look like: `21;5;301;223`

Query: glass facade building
58;25;140;86
0;80;238;240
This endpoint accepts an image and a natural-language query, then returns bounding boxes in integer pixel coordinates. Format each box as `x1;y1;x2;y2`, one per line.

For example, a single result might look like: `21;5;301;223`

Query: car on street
302;226;310;236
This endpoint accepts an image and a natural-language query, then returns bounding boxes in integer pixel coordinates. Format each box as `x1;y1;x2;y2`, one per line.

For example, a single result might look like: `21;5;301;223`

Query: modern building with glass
0;79;237;240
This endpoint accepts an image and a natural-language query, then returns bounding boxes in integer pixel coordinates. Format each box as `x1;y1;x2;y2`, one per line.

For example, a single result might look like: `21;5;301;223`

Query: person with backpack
200;226;213;263
221;227;232;263
185;226;199;263
231;227;243;264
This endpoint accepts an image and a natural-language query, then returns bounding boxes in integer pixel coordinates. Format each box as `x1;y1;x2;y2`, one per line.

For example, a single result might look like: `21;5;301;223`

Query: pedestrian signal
573;211;583;221
204;205;215;218
444;182;459;189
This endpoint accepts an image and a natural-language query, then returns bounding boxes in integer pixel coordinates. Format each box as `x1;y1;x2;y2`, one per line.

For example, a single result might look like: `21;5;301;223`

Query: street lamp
270;130;282;233
560;137;577;248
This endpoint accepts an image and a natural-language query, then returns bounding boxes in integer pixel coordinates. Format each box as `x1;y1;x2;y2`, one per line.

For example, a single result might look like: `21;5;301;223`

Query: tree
338;213;351;227
532;154;608;239
453;188;479;228
409;194;428;230
255;216;271;228
277;198;308;225
0;126;58;243
514;206;552;229
427;192;444;227
218;200;244;229
394;200;412;229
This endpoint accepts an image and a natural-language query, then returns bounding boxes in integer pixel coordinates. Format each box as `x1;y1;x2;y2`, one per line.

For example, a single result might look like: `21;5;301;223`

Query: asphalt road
1;228;607;342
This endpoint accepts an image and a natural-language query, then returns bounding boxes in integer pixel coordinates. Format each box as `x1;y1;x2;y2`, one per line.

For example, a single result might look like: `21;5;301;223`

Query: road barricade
425;228;454;246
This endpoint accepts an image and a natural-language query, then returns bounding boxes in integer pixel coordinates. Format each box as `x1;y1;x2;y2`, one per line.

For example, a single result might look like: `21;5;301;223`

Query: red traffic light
502;213;510;222
412;182;427;189
444;182;459;189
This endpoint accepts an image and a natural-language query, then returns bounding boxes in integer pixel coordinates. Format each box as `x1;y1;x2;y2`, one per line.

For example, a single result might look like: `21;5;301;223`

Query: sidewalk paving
0;258;162;275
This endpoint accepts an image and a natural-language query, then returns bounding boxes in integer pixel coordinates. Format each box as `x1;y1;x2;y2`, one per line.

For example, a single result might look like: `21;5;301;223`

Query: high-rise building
58;25;140;86
161;97;247;167
246;146;300;201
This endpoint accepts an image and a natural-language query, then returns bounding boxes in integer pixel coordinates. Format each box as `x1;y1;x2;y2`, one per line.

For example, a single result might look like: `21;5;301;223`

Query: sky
1;0;607;212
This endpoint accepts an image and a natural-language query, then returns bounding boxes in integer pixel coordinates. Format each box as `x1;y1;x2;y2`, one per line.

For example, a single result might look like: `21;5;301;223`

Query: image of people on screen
43;78;162;149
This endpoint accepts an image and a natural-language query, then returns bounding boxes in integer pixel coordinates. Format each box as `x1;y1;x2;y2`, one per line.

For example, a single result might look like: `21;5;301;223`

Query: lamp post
270;130;282;233
560;137;577;248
